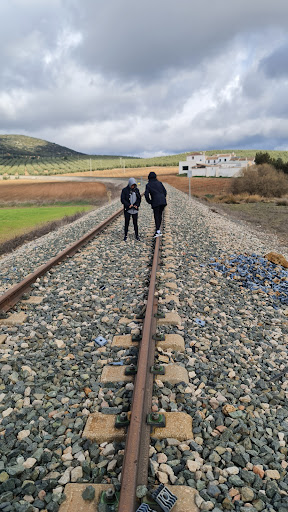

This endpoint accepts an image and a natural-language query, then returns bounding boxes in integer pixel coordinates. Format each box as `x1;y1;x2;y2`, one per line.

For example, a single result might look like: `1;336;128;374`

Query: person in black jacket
121;178;141;241
144;171;167;237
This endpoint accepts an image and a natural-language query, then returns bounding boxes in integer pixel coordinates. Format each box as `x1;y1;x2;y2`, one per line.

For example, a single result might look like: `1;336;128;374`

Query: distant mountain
0;134;86;157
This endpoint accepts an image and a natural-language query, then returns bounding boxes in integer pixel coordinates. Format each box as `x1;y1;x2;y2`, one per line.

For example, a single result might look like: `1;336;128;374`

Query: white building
179;152;254;177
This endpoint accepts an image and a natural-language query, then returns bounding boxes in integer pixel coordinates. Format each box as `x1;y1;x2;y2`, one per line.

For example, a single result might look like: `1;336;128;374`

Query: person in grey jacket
121;178;141;241
144;172;167;237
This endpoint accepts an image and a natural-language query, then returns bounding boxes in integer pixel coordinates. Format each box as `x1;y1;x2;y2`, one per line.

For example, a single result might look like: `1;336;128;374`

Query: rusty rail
0;206;124;312
118;235;161;512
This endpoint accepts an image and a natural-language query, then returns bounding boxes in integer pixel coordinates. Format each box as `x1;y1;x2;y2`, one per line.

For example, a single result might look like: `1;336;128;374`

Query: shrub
231;164;288;197
275;198;288;206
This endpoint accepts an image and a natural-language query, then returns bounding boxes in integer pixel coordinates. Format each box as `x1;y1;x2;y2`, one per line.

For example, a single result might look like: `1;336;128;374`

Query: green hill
0;134;85;157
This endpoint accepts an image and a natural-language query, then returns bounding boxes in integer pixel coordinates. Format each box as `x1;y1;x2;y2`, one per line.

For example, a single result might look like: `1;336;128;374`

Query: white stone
58;468;72;485
156;470;169;484
266;470;280;480
55;339;66;349
157;453;168;463
70;466;83;482
187;460;201;472
17;430;30;441
53;487;64;496
226;466;239;475
23;496;34;503
23;458;37;469
102;443;115;457
21;366;36;376
2;407;13;418
107;459;117;472
74;452;85;462
61;453;73;462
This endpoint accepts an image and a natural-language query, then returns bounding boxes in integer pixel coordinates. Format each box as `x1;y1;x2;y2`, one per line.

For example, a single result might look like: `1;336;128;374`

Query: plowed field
161;176;232;196
0;181;107;203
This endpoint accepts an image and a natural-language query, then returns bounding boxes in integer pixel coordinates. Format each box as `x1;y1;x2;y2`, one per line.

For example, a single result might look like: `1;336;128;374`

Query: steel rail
118;235;161;512
0;206;124;312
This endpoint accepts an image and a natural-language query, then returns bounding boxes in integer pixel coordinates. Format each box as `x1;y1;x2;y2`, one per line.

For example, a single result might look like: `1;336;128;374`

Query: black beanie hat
148;171;156;180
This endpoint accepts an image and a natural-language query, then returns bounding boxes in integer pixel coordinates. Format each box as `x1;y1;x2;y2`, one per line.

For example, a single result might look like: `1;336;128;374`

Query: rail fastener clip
98;488;120;512
151;484;177;512
154;312;165;319
94;336;108;347
150;364;165;375
152;333;165;341
132;333;142;342
136;504;156;512
147;413;166;428
115;411;130;428
124;364;138;376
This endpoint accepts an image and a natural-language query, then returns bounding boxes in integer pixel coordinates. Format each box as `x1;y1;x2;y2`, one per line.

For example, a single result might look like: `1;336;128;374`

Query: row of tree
254;152;288;174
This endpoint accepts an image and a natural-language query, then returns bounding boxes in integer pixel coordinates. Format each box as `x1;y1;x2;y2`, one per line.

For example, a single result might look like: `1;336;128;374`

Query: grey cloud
2;0;288;155
69;0;288;81
260;43;288;78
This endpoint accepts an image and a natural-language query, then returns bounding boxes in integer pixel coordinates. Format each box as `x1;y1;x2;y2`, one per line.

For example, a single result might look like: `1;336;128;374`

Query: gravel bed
0;201;154;512
0;185;288;512
149;186;288;512
0;197;124;295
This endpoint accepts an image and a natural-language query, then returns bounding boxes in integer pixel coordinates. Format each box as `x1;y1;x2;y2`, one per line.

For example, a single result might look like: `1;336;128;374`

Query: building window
182;166;188;171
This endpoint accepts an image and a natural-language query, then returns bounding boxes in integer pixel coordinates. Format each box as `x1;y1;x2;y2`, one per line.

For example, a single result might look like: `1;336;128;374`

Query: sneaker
153;231;162;238
135;236;140;241
123;235;127;241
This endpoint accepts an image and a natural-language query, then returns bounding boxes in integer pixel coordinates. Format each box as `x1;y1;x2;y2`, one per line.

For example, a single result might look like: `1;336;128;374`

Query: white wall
179;164;245;177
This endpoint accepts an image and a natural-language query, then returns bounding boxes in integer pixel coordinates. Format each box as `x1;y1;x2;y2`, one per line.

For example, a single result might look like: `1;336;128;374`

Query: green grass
0;205;93;242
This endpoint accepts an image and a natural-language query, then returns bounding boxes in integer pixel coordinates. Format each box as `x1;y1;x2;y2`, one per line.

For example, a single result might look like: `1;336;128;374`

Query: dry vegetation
0;181;107;204
231;164;288;197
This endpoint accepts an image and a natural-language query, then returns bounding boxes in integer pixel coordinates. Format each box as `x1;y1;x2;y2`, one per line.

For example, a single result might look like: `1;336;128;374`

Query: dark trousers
153;205;165;232
124;211;138;237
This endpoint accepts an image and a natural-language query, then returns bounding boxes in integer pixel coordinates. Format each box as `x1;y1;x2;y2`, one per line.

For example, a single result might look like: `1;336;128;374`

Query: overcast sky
1;0;288;156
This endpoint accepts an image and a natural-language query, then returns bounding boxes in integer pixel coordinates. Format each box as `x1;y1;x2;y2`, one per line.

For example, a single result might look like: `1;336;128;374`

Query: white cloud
1;0;288;154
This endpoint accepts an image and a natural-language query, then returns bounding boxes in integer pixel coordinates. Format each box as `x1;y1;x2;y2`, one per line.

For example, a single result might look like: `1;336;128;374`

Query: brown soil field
63;166;179;179
0;181;108;203
161;175;233;196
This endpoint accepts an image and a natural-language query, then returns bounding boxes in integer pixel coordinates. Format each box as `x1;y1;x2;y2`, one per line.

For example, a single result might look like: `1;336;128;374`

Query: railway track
0;202;195;512
1;187;287;512
0;207;124;313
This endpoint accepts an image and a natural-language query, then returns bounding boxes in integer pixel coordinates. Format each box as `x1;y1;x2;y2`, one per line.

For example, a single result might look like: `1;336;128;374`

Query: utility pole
188;169;192;199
